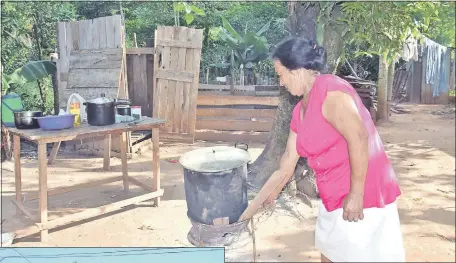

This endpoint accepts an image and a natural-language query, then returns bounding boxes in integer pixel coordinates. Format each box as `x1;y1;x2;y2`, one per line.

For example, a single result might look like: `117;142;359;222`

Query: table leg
47;141;61;165
103;134;111;171
37;142;48;242
120;132;129;192
152;127;160;207
13;135;22;216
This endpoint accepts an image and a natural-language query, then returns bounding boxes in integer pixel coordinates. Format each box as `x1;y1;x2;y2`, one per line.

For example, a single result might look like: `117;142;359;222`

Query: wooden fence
194;84;280;143
193;81;378;143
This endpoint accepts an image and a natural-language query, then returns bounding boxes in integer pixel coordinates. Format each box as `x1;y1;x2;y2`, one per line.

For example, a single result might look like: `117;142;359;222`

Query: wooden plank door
152;26;203;143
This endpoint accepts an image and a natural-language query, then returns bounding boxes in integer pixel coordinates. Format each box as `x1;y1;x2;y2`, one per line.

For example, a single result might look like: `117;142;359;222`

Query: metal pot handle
234;142;248;151
113;99;131;107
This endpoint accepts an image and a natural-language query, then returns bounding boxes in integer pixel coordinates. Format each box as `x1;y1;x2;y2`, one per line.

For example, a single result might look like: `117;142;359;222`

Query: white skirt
315;201;406;262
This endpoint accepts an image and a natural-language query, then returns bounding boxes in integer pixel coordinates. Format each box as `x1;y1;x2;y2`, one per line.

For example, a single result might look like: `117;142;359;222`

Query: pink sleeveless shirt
290;74;401;212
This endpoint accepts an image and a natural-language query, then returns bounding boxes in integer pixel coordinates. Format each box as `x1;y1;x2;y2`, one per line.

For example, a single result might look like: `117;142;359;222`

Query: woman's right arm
279;129;300;178
264;129;300;204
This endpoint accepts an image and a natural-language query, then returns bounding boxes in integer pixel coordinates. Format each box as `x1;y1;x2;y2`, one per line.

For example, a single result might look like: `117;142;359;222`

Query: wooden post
13;135;22;215
48;141;61;165
133;33;138;48
120;132;129;192
38;142;48;242
103;134;111;171
152;127;160;207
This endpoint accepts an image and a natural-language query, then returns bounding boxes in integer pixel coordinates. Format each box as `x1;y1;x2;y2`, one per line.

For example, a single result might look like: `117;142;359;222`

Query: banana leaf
2;60;56;93
221;17;242;42
256;20;271;36
9;60;56;85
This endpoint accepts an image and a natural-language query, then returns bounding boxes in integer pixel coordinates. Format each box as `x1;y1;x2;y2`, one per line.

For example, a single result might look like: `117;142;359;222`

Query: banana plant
218;17;271;69
2;60;56;94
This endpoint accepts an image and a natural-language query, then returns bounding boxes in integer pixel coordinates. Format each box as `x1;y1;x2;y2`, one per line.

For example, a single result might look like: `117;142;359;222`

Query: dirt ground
1;103;455;262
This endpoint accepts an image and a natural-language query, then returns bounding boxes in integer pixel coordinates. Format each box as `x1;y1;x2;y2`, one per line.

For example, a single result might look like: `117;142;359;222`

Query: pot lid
88;97;112;104
179;146;251;173
88;93;113;104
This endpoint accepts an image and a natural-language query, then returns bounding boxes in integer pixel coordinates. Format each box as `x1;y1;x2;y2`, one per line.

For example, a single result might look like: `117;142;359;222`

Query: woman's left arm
322;90;369;221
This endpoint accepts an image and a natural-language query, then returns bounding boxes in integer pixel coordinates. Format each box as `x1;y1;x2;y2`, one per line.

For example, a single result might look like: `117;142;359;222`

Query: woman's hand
342;192;364;222
262;170;289;207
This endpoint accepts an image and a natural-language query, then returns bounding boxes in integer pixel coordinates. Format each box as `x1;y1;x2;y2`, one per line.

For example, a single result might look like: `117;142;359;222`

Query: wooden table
8;117;166;242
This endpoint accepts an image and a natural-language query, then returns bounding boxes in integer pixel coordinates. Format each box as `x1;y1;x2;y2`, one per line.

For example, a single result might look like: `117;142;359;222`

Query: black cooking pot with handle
84;94;130;126
14;111;43;129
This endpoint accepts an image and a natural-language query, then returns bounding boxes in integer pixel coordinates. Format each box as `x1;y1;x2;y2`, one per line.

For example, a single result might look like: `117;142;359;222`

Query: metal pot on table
116;98;132;116
84;94;130;126
14;111;43;129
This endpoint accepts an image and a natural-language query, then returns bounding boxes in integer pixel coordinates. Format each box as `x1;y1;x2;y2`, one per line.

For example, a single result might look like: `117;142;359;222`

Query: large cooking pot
14;111;43;129
84;94;129;126
179;146;251;225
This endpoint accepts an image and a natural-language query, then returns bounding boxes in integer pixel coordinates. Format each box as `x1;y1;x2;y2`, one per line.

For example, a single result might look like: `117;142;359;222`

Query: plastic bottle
69;98;81;127
66;93;87;125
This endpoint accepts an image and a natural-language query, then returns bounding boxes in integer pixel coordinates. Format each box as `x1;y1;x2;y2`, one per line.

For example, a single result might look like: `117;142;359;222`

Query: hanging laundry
401;36;419;61
436;48;451;96
423;37;447;97
424;38;440;84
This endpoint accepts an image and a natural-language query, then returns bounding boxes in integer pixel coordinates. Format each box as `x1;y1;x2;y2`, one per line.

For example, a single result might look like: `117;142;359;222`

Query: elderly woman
265;37;406;262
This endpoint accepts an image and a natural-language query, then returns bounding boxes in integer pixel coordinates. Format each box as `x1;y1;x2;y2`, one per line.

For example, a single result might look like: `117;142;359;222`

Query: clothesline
401;35;453;97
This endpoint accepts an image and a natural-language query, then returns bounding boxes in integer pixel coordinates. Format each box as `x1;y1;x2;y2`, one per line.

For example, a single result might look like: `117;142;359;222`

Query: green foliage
221;2;288;46
173;2;205;26
1;63;55;112
3;1;451;110
218;17;270;68
3;61;56;86
1;2;76;112
423;2;455;48
341;1;452;65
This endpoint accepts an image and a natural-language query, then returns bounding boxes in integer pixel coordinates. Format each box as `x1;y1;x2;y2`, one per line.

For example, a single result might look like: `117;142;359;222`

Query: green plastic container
1;93;24;127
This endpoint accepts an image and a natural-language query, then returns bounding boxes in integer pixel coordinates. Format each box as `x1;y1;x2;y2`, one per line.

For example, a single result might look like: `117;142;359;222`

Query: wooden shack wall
57;15;123;108
57;15;127;155
126;48;155;117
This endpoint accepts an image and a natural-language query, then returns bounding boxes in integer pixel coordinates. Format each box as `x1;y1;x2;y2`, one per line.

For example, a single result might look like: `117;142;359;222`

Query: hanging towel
425;38;438;84
424;38;446;93
411;38;419;61
402;36;419;61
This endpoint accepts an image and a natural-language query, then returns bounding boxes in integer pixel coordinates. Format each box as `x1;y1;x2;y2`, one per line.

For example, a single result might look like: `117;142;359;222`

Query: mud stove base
187;216;250;247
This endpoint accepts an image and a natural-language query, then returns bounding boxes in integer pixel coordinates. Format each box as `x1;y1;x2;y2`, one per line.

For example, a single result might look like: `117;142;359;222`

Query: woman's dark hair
271;37;327;72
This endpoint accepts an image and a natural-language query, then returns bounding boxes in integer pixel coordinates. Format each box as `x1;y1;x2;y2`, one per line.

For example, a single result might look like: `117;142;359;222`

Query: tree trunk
247;2;346;196
50;53;59;115
33;13;47;113
377;55;389;121
386;62;395;120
